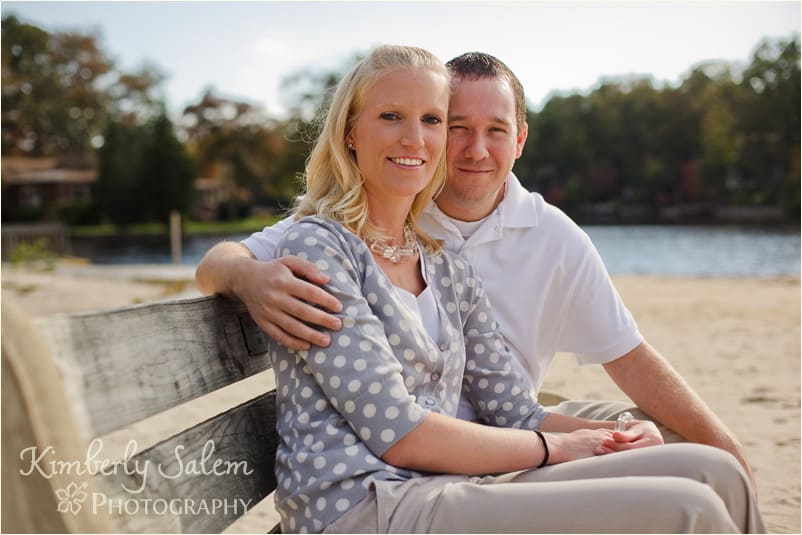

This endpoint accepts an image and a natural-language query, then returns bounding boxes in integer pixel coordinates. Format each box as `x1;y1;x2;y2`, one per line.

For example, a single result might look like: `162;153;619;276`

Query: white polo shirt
242;173;642;411
416;173;642;391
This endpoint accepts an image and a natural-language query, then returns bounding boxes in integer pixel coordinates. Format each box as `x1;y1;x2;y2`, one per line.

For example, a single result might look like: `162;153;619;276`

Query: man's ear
515;123;528;159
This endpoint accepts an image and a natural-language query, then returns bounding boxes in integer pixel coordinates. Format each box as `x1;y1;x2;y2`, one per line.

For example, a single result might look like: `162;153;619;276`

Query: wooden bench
3;294;570;533
3;295;281;533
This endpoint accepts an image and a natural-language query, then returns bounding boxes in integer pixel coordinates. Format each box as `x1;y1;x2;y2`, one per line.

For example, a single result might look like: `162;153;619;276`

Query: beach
3;262;799;533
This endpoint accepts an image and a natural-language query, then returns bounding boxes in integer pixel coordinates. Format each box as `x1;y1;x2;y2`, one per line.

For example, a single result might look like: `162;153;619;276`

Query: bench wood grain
2;295;280;533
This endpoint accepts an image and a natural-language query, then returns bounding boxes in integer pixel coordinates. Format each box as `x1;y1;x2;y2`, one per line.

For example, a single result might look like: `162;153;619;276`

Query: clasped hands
596;419;664;455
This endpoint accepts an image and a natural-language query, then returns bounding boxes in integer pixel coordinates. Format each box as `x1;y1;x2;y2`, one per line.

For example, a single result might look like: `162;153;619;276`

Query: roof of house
1;157;97;185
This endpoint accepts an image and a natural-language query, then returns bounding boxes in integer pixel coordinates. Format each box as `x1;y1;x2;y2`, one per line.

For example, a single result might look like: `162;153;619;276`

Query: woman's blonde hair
294;44;449;252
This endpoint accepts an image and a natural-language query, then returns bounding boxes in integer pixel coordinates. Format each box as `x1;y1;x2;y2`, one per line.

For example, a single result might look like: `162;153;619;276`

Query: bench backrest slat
35;295;272;439
99;392;279;533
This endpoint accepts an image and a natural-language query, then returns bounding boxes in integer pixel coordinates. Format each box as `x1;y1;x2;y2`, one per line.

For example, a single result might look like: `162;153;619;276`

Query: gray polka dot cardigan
270;216;548;533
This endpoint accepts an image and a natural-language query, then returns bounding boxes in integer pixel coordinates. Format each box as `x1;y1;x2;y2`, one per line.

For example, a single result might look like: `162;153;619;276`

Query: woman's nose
400;122;424;147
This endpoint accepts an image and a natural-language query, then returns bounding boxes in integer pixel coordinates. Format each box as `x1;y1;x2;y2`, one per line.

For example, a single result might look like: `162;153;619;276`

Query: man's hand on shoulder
195;241;343;350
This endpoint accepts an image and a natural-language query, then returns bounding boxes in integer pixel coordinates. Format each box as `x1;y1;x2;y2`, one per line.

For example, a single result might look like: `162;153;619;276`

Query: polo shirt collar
500;172;541;229
424;172;540;232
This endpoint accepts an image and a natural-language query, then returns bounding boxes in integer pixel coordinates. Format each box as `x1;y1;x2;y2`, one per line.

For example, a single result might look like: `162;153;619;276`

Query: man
195;52;756;491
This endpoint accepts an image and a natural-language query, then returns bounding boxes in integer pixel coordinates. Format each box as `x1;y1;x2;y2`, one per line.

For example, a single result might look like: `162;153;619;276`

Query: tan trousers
323;443;764;533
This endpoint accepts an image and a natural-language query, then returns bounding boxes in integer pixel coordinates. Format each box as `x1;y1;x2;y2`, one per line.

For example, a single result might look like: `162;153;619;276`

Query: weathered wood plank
2;299;115;533
97;391;279;533
35;295;273;439
3;355;71;533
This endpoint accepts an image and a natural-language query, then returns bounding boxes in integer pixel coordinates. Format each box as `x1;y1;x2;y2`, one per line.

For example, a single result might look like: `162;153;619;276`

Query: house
2;157;96;220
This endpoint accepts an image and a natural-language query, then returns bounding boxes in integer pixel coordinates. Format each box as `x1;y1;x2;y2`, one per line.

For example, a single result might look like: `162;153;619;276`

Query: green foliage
94;119;147;225
519;34;800;220
9;238;56;265
56;199;100;225
2;15;108;156
1;14;164;158
94;113;195;225
69;222;166;237
279;52;361;122
181;90;297;217
140;113;197;221
71;215;281;237
4;12;797;226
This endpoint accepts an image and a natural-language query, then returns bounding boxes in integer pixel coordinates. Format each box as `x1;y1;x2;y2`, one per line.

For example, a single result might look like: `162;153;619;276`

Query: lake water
71;225;800;277
583;226;799;276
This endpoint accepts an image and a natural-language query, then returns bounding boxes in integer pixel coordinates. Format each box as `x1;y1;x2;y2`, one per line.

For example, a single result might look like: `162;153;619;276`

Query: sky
4;1;800;119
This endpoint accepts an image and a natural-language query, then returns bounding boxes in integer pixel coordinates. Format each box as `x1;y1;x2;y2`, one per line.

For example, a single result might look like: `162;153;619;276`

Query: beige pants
324;443;764;533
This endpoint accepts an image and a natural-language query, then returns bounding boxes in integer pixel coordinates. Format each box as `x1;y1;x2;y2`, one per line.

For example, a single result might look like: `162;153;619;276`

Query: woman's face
348;68;449;205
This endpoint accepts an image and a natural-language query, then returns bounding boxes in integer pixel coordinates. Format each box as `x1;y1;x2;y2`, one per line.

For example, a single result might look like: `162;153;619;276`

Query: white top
394;247;440;343
243;173;642;419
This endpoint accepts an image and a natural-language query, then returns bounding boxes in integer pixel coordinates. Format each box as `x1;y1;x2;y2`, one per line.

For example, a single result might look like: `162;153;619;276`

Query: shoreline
2;263;799;532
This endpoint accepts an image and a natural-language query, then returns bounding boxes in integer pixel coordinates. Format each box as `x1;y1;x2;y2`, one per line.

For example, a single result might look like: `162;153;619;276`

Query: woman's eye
380;112;399;120
423;115;442;125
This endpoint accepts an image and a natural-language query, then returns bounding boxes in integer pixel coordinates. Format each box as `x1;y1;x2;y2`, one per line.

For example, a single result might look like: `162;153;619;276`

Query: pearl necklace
367;225;418;263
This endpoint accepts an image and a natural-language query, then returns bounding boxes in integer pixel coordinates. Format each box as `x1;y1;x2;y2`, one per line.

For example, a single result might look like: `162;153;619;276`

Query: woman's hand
546;429;615;464
544;420;663;465
597;420;664;454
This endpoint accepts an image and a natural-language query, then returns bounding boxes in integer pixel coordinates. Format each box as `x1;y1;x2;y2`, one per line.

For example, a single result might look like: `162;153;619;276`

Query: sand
3;262;799;533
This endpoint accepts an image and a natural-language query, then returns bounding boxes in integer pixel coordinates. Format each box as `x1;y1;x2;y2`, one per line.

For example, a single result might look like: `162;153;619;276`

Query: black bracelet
534;430;549;468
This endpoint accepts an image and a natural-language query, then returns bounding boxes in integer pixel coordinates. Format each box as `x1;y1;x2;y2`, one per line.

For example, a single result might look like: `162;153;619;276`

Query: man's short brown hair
446;52;527;133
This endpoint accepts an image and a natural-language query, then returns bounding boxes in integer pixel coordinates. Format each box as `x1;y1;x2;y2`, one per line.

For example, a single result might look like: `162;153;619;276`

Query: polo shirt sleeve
241;214;296;260
453;257;549;430
555;226;643;365
274;219;430;457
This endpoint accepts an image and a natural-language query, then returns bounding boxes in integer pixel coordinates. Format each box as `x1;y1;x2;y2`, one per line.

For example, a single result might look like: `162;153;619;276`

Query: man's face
437;77;528;221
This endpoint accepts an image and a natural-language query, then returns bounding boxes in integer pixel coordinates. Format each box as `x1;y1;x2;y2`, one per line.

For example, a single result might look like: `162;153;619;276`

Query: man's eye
448;125;467;131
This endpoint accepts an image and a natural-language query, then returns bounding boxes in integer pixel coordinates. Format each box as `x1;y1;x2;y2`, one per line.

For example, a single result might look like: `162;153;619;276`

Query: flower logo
55;482;88;515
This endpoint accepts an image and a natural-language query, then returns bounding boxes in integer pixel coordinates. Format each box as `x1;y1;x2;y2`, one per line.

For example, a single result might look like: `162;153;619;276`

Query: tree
94;119;147;225
94;113;195;225
2;15;110;158
180;89;288;217
1;14;165;160
735;35;800;209
279;52;362;123
140;113;196;222
520;34;799;222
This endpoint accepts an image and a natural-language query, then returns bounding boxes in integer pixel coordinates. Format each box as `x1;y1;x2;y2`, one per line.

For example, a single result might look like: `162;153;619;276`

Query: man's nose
463;133;489;160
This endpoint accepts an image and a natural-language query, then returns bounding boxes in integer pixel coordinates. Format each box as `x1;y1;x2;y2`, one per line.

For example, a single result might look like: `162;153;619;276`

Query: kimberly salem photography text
19;438;254;517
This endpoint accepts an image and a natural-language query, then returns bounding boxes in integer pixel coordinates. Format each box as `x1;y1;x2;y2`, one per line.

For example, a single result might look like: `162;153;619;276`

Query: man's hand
235;256;343;350
603;341;759;494
195;241;343;350
597;420;664;454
